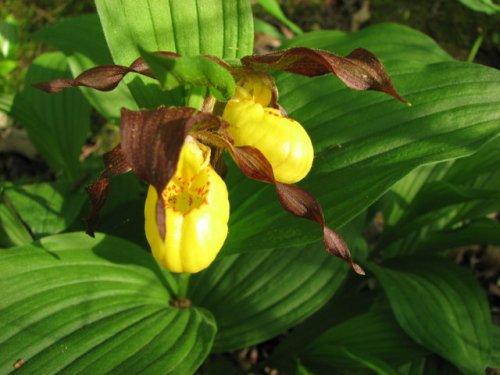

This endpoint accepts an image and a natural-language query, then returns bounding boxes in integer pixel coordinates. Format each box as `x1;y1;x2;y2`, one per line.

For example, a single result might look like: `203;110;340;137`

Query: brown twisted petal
85;145;132;236
241;47;409;104
205;131;364;275
32;52;181;93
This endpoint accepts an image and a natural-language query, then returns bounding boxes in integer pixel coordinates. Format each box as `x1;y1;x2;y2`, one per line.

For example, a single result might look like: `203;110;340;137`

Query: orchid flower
35;47;408;275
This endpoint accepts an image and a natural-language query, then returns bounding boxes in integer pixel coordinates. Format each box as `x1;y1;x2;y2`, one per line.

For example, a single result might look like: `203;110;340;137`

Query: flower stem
186;86;207;110
467;28;486;63
176;273;191;300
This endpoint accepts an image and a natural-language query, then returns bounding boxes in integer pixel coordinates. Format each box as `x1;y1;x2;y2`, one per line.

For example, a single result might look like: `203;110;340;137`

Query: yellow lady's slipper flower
223;75;314;184
144;136;230;273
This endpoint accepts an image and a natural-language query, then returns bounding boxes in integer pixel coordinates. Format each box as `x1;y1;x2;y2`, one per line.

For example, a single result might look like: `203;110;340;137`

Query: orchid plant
0;1;498;374
35;46;406;278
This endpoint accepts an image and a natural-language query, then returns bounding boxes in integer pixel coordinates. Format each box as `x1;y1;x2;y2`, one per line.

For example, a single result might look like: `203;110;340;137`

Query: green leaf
0;15;18;59
0;60;16;76
283;23;453;64
3;182;87;237
0;233;216;374
456;0;500;14
96;0;253;64
222;24;500;255
490;325;500;369
369;256;492;374
412;218;500;253
378;183;500;249
95;0;253;108
140;51;235;101
382;136;500;228
378;137;500;258
33;15;137;121
256;0;303;35
190;240;351;352
305;347;400;375
0;198;32;248
9;52;90;181
302;309;426;371
0;93;13;113
254;18;285;41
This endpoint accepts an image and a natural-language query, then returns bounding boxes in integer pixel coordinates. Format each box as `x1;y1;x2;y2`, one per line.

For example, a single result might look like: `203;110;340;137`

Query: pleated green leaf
96;0;253;64
412;218;500;253
379;137;500;258
190;240;351;352
378;182;500;248
0;200;32;248
9;52;90;181
0;233;216;374
369;256;492;375
222;23;500;255
33;15;137;121
95;0;253;108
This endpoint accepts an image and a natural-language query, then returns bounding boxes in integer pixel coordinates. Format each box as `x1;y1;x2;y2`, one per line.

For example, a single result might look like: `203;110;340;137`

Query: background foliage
0;0;499;374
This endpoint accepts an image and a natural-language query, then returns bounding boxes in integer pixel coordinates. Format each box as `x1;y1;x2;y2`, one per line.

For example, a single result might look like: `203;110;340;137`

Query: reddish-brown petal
33;52;181;94
85;178;110;237
242;47;408;104
85;145;132;236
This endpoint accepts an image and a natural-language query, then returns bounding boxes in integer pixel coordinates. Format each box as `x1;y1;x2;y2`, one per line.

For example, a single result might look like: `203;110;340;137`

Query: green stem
467;29;486;63
186;86;207;110
176;273;191;300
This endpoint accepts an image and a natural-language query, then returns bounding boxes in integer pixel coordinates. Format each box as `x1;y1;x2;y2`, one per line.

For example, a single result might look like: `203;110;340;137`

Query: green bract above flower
34;47;409;275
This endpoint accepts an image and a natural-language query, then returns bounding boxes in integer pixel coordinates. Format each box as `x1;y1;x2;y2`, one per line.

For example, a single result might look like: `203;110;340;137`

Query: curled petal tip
32;80;72;93
352;262;365;276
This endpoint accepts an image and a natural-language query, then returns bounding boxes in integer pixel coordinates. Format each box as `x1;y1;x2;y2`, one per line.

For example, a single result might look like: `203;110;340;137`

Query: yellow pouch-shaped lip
223;96;314;184
144;137;230;273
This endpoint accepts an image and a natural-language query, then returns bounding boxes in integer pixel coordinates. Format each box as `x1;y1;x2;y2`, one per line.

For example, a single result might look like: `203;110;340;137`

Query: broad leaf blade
0;200;32;248
95;0;253;64
369;256;492;374
190;239;353;352
0;233;216;374
4;182;86;237
222;25;500;255
95;0;253;107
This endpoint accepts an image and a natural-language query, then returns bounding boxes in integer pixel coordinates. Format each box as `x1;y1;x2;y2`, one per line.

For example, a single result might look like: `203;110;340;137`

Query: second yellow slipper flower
223;75;314;184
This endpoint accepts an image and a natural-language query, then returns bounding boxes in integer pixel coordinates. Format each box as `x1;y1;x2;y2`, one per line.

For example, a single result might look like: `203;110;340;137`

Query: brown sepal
33;52;181;93
85;145;132;236
241;47;408;104
215;132;364;274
